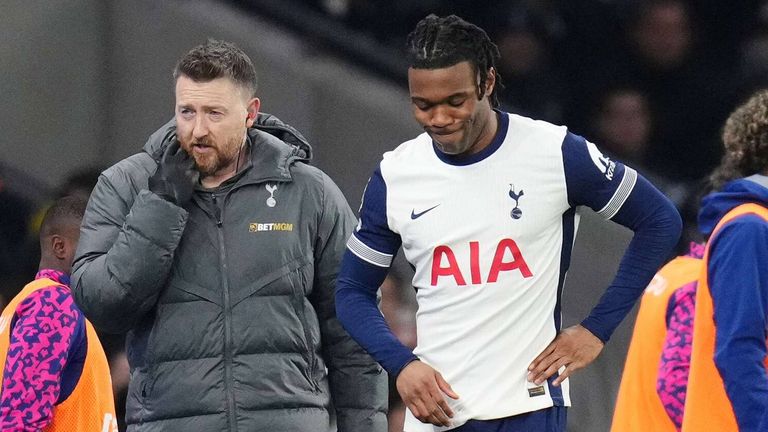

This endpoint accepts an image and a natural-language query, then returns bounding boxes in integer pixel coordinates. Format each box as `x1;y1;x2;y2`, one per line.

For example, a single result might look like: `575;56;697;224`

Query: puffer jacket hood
698;174;768;236
142;112;312;163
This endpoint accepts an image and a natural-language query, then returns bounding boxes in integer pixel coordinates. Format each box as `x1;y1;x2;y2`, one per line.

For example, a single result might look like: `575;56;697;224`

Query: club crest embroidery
509;184;524;219
265;184;277;207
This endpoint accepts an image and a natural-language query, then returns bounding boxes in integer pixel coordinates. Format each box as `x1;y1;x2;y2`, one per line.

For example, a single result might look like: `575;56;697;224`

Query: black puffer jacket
72;114;387;431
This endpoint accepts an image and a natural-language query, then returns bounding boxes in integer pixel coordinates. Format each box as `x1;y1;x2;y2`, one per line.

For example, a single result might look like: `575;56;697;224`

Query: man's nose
193;116;209;139
430;106;452;128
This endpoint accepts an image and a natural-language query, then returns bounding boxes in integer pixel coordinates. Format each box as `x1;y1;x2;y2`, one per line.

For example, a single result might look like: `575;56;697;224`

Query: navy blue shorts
452;406;567;432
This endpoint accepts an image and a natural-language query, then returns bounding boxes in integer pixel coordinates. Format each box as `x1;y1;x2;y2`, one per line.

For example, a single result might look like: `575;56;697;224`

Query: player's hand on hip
396;360;459;427
527;324;604;386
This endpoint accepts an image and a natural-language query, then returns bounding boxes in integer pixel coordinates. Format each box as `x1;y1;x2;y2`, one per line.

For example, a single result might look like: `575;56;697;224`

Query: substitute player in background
682;89;768;432
336;14;681;432
611;242;703;432
0;196;117;431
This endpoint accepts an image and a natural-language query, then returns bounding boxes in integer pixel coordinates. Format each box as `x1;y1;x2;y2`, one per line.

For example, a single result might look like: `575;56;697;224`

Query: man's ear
484;67;497;99
476;67;497;101
51;235;67;260
245;97;262;128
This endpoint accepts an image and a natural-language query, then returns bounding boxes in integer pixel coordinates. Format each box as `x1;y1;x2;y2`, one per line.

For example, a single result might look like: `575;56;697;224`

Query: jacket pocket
126;367;154;426
289;263;320;392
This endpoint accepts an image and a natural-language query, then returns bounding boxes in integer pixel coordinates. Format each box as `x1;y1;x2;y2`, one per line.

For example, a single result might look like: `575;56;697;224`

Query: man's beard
187;135;242;177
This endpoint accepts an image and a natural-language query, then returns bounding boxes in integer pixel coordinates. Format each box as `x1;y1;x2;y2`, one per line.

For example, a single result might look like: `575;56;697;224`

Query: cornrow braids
407;14;503;107
709;89;768;191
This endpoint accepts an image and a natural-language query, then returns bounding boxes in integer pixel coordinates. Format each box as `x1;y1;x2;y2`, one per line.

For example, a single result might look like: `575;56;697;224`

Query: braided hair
407;14;503;107
709;90;768;191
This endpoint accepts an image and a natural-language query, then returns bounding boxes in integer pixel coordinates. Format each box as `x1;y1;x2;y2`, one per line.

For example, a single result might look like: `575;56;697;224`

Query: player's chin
431;133;465;155
433;137;467;155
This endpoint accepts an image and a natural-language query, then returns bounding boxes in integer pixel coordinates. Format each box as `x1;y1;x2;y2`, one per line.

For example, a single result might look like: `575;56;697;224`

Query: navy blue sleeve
346;167;401;263
58;310;86;404
336;167;417;376
563;133;682;342
562;132;633;215
708;216;768;432
336;251;418;376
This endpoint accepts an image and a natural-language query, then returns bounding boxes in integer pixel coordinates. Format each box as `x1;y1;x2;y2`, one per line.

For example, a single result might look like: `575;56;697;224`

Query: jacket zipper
212;193;237;431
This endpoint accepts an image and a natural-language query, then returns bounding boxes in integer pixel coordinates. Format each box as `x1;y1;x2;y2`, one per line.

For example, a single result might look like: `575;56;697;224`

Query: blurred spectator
591;85;692;208
490;3;566;124
603;0;736;181
738;2;768;93
593;86;654;167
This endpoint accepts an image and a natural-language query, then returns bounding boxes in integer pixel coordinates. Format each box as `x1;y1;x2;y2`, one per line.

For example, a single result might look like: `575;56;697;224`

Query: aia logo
509;184;524;219
431;238;533;286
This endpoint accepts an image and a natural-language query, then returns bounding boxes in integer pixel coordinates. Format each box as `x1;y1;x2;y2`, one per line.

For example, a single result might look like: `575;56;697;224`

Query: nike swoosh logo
411;204;440;220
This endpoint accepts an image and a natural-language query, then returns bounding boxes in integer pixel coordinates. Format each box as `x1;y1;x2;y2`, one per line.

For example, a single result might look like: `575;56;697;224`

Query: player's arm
656;281;696;429
336;167;457;427
335;167;414;373
0;286;84;431
309;172;387;432
529;133;681;385
708;217;768;431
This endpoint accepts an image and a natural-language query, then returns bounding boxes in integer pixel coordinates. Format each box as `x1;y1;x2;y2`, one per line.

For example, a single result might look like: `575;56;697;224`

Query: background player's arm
708;218;768;431
0;286;83;431
656;281;696;429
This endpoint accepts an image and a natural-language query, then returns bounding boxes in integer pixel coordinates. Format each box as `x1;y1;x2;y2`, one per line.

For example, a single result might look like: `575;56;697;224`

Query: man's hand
396;361;459;427
148;141;198;206
527;324;604;386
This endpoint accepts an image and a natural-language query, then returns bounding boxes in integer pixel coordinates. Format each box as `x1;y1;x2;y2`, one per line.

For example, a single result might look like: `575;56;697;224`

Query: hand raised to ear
148;141;198;206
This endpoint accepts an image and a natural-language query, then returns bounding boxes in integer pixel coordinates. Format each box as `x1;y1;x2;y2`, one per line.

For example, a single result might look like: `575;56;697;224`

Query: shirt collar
35;269;70;286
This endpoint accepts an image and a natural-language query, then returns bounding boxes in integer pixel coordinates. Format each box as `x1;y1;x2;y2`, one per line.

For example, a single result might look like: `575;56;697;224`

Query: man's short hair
40;195;87;240
406;14;502;107
173;39;258;97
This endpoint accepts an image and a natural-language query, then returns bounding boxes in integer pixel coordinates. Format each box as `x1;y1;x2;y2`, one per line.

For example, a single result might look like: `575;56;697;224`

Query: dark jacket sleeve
71;155;188;333
310;172;388;432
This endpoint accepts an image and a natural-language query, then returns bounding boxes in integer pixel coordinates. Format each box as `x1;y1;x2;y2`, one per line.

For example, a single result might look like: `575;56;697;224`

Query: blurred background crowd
251;0;768;247
3;0;768;430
